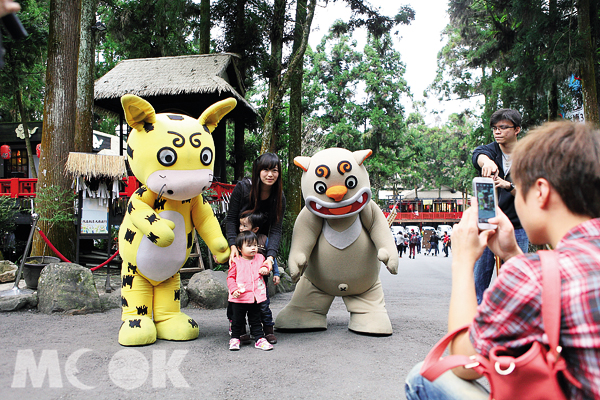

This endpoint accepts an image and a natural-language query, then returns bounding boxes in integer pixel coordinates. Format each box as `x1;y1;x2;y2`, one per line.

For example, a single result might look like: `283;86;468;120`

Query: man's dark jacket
472;142;522;230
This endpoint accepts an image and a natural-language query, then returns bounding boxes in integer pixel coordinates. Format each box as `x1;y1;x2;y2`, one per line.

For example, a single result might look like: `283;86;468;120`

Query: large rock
37;263;102;315
179;278;189;308
275;269;296;294
0;260;17;283
94;273;123;311
187;269;228;309
0;292;38;311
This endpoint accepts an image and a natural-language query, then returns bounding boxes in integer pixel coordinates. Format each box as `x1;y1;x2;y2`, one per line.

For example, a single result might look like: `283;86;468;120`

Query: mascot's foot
119;316;157;346
155;313;199;341
274;305;328;331
348;312;393;336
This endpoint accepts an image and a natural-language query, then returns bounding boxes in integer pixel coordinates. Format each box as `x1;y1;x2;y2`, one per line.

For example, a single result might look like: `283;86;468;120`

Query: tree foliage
430;0;599;134
96;0;203;77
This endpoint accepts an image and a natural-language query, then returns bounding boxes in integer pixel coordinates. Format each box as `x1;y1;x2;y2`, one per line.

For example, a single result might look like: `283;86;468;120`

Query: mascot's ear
121;94;156;131
353;149;373;166
199;98;237;133
294;156;311;172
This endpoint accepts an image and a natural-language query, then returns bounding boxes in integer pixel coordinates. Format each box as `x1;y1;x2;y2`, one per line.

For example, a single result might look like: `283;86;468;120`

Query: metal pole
0;213;39;297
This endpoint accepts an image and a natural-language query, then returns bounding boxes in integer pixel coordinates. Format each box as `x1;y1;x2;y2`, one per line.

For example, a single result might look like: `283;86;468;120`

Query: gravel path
0;252;453;400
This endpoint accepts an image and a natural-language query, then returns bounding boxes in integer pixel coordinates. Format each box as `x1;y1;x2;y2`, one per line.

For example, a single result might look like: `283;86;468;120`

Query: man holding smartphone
471;109;529;304
406;121;600;399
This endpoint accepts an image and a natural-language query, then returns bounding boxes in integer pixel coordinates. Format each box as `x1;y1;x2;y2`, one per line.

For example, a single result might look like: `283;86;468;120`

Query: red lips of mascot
309;193;368;216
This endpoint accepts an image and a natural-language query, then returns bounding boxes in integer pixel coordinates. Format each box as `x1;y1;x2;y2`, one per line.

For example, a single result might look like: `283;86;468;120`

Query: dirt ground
0;252;453;400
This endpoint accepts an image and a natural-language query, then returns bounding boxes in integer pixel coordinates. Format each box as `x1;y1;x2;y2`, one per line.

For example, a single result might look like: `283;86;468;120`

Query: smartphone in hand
473;177;498;230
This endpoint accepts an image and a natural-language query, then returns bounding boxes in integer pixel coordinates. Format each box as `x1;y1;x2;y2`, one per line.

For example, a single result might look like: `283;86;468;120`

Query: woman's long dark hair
248;153;283;224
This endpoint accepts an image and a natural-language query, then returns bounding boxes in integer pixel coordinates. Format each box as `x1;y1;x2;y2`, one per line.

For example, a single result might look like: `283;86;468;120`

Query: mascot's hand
288;253;308;282
378;248;398;275
209;237;230;264
152;218;176;247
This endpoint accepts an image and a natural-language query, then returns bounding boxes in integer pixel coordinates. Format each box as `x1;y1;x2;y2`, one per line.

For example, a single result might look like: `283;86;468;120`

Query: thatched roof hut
94;53;257;125
65;152;127;180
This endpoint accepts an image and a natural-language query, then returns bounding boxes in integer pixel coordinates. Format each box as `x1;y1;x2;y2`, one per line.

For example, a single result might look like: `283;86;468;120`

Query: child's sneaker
254;337;273;351
229;338;240;351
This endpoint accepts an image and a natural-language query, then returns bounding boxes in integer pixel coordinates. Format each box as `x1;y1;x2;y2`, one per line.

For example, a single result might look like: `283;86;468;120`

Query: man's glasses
491;125;515;132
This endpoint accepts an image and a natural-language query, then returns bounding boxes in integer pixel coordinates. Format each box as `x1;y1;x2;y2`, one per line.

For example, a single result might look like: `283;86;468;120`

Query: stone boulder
187;269;228;309
0;260;17;283
179;278;189;308
37;263;102;315
94;273;123;311
0;292;38;311
274;268;296;295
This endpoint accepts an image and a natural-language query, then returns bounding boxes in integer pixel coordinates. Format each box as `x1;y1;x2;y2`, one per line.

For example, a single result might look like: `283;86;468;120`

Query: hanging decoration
1;145;11;159
36;143;41;158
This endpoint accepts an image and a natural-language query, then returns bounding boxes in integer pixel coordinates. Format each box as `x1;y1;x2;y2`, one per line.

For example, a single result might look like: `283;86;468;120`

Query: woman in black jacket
225;153;286;343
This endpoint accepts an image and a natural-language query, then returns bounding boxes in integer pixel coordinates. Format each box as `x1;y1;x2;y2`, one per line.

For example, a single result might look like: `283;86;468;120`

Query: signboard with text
81;198;109;234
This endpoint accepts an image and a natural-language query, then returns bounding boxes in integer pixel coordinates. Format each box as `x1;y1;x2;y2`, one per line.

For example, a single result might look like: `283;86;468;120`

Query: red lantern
0;145;10;160
36;143;41;158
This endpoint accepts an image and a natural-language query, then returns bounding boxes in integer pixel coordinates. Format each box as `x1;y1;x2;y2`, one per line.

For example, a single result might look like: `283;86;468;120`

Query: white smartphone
472;177;498;230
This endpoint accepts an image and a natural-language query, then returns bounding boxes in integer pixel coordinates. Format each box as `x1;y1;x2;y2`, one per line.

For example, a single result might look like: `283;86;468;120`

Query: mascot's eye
157;147;177;166
345;176;358;190
200;147;213;166
314;181;327;195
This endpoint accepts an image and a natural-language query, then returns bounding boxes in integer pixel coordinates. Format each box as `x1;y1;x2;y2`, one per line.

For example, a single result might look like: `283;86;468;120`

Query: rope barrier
90;250;119;271
35;227;119;271
36;228;71;263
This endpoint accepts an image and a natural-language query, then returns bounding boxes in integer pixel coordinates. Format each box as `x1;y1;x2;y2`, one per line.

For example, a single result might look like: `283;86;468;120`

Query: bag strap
538;250;562;357
421;250;563;382
420;325;479;380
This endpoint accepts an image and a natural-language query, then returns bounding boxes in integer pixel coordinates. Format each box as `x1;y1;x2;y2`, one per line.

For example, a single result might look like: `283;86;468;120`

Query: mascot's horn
294;156;311;172
121;94;156;131
353;149;373;166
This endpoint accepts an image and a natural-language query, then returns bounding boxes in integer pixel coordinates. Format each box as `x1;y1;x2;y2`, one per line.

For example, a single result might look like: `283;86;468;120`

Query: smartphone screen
476;181;496;223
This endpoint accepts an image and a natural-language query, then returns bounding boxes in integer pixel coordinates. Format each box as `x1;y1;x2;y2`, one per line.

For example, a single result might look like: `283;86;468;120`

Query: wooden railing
0;176;232;201
385;211;463;222
0;177;141;198
0;178;37;198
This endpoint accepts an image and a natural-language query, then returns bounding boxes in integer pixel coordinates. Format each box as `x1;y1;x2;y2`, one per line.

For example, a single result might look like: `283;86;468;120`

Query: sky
309;0;482;125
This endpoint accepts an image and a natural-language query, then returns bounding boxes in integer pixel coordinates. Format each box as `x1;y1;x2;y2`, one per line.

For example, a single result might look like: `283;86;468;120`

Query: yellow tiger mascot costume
118;94;232;346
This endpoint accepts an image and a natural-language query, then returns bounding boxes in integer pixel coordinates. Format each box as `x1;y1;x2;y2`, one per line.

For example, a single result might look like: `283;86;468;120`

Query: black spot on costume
129;319;142;328
124;229;136;244
136;305;148;315
122;275;134;289
147;232;160;243
146;214;158;224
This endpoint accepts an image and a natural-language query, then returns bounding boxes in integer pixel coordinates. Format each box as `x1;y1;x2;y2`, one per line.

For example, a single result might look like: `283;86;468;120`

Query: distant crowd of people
394;229;452;258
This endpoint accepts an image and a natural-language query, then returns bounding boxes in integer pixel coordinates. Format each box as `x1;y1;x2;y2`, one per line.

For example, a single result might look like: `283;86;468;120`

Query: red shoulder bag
420;251;581;400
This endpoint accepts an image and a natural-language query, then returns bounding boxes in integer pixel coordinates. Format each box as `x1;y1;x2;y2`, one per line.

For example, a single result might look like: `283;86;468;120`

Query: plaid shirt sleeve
469;253;545;357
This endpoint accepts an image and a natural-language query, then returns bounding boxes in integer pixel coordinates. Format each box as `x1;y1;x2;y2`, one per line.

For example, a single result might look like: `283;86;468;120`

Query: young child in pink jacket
227;231;273;351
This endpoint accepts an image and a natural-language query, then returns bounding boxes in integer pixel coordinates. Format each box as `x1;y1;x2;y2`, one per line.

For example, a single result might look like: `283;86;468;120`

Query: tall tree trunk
261;0;316;154
32;0;81;259
231;0;247;180
16;90;37;178
287;0;307;219
578;0;599;124
75;0;95;154
548;80;558;120
199;0;210;54
261;0;286;154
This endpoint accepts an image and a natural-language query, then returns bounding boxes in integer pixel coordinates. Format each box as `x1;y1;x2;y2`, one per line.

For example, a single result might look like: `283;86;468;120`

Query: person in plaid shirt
406;121;600;400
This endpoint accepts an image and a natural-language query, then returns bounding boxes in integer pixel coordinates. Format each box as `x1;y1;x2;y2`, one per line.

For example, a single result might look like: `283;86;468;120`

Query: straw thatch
94;53;256;122
65;152;127;180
